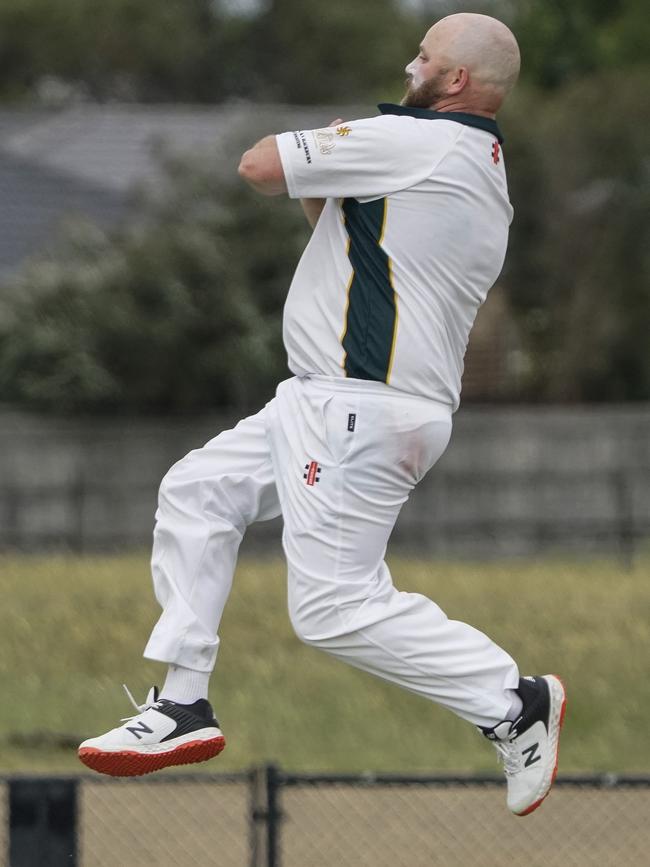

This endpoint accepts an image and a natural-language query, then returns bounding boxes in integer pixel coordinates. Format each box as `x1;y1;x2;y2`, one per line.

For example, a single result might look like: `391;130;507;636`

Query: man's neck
429;97;496;119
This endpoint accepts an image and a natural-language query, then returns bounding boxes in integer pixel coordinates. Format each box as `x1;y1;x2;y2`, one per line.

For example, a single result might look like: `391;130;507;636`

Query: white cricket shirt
276;103;513;411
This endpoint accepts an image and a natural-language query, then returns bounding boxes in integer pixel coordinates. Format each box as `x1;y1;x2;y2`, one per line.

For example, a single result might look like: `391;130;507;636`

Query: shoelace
494;739;523;775
120;684;163;722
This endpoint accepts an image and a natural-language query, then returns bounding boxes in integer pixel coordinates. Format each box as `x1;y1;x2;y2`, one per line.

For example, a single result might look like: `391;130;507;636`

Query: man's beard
401;72;448;109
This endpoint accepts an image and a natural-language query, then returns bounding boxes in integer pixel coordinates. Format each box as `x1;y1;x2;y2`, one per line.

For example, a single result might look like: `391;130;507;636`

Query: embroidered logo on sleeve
336;126;352;136
314;129;336;155
491;141;500;164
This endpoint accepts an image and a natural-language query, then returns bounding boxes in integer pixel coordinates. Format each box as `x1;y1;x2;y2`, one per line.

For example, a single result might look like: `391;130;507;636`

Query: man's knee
288;594;344;646
158;455;195;510
157;454;242;530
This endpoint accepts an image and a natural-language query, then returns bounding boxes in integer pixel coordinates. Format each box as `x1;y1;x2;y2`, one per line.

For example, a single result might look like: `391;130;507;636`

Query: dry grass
0;552;648;774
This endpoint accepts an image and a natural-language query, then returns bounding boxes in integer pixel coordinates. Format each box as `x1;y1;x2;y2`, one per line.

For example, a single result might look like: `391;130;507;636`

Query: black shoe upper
156;698;220;743
511;676;550;737
480;675;550;741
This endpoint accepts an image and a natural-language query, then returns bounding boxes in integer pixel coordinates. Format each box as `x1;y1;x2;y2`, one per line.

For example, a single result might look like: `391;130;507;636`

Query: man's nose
405;59;417;76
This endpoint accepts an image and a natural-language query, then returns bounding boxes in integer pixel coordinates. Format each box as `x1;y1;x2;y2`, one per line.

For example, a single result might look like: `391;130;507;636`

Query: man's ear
447;66;470;95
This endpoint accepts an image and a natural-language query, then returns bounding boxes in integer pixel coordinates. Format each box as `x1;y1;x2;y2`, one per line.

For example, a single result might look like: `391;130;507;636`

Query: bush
0;151;310;414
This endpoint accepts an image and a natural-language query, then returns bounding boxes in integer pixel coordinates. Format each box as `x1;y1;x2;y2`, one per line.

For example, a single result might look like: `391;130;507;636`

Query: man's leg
78;403;280;776
145;405;280;676
266;376;520;728
266;376;565;816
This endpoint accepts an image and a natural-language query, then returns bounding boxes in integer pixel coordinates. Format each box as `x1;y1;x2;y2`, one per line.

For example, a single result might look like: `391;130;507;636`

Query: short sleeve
276;115;454;200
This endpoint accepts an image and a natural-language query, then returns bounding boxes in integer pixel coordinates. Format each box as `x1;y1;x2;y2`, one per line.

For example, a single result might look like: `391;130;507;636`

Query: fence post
266;764;282;867
249;764;283;867
250;766;266;867
612;470;635;569
70;466;87;553
249;764;284;867
9;777;78;867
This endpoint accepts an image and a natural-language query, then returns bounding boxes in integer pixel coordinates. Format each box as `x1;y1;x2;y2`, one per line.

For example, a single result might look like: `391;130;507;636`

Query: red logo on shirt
491;141;500;165
303;461;321;486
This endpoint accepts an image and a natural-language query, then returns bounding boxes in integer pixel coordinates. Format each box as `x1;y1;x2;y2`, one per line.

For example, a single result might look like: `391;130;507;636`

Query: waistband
300;374;454;412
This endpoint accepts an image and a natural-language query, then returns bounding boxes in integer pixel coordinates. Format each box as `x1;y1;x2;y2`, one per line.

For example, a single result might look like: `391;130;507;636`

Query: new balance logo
522;743;542;767
126;721;154;740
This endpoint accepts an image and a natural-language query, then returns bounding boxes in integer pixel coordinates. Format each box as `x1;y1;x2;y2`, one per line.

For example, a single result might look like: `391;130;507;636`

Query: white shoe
78;686;226;777
481;674;567;816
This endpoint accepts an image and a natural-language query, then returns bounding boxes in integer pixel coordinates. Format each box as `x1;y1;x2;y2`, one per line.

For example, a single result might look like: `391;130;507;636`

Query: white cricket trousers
144;375;519;728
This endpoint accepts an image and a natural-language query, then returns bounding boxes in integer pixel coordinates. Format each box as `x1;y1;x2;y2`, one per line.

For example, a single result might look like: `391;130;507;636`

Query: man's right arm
300;198;326;229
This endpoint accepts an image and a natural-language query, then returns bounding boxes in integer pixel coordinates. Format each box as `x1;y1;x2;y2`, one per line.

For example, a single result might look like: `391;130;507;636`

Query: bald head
403;13;520;116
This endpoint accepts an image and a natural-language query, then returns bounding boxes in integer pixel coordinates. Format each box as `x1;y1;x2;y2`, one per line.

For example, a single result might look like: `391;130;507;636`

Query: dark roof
0;103;371;281
0;150;125;277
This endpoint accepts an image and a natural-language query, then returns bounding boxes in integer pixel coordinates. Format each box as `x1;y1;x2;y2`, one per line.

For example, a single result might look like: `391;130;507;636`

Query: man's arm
239;119;343;228
238;135;287;196
238;136;324;227
299;198;326;228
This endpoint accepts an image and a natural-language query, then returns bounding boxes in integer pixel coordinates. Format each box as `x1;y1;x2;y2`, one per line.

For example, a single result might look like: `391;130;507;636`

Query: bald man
79;14;566;817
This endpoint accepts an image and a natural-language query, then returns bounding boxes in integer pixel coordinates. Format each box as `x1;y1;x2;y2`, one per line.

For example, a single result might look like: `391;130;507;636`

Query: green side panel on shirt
341;197;397;382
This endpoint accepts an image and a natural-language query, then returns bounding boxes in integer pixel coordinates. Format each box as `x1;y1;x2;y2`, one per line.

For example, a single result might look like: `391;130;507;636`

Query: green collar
377;103;503;144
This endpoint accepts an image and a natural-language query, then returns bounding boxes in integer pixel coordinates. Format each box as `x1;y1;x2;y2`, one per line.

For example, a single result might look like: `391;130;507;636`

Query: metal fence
5;768;650;867
2;467;649;562
1;406;650;560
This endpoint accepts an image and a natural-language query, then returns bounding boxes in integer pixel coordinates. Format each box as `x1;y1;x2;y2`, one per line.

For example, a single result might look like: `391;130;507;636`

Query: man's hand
238;135;287;196
300;118;342;229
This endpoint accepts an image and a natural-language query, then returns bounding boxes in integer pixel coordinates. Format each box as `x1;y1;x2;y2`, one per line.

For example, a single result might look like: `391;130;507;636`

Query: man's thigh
266;377;452;620
158;401;281;529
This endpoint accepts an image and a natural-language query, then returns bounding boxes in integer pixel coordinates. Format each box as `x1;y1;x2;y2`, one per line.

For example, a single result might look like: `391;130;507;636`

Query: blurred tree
2;0;649;102
217;0;420;104
0;1;648;408
0;152;309;414
0;0;419;103
501;70;650;400
514;0;650;88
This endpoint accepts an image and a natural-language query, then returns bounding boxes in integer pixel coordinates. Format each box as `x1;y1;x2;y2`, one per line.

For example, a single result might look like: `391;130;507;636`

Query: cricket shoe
481;674;566;816
78;685;225;777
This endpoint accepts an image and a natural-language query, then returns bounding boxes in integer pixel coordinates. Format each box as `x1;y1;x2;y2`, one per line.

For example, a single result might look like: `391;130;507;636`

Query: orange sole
515;675;567;817
78;735;226;777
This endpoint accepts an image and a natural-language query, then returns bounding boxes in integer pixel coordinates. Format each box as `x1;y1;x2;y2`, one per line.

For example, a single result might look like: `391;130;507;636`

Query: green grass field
0;553;648;775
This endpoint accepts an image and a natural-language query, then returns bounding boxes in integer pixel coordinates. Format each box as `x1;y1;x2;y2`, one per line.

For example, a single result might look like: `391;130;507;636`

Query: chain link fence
80;774;251;867
279;774;650;867
4;770;650;867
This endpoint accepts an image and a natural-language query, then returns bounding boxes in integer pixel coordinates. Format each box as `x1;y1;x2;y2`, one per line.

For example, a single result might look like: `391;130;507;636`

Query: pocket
322;394;358;466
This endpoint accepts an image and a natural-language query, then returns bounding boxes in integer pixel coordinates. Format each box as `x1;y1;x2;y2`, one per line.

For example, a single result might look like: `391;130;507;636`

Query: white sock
505;689;523;722
159;664;211;705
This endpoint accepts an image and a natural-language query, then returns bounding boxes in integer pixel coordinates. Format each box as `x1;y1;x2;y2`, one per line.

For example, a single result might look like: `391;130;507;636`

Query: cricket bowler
79;12;566;817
